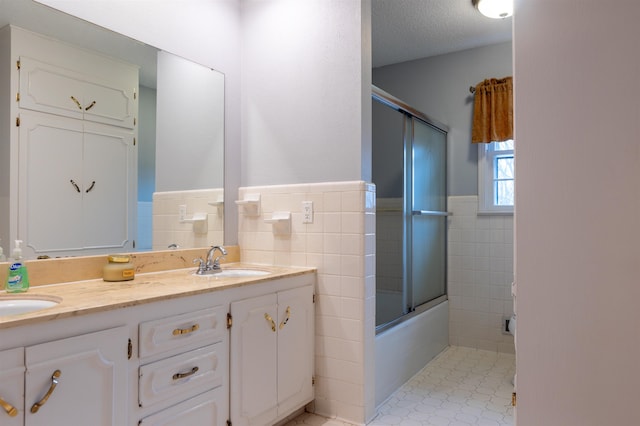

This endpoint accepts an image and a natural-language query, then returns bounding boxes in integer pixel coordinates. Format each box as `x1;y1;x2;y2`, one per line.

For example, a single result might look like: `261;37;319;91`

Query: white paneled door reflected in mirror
0;0;224;259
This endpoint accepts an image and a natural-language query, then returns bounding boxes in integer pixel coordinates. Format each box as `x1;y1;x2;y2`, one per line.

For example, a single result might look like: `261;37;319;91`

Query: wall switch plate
302;201;313;224
178;204;187;222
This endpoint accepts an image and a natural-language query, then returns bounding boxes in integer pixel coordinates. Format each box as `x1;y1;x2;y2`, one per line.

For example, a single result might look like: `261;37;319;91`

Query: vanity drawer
139;306;226;358
139;344;225;408
139;387;227;426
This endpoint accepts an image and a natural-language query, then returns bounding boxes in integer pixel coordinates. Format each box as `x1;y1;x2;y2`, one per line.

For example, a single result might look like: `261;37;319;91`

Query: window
478;139;514;214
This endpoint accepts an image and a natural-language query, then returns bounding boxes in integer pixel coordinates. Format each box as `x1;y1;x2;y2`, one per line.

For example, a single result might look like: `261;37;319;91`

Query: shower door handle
411;210;452;216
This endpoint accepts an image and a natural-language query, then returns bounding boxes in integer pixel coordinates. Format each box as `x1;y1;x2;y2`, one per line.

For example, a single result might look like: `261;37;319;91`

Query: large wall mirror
0;0;225;257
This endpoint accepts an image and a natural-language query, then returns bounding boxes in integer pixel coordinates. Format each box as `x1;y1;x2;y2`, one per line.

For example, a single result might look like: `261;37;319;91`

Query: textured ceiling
372;0;513;68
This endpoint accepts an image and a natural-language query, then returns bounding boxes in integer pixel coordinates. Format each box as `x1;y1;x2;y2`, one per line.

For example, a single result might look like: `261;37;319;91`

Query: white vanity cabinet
229;285;315;426
18;111;134;254
18;56;137;129
0;348;24;426
0;25;138;258
137;306;229;426
0;327;128;426
0;268;317;426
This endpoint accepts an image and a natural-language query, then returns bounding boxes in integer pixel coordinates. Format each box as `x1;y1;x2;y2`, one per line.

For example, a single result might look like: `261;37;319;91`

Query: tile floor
285;346;515;426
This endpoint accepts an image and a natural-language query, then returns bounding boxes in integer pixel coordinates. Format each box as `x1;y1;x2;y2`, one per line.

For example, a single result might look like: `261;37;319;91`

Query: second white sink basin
193;268;271;278
0;297;60;316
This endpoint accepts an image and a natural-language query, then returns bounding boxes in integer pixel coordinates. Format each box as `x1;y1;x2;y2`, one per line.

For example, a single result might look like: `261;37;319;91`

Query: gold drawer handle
0;397;18;417
70;96;82;110
279;306;291;329
172;366;199;380
84;100;96;111
172;324;200;336
31;370;61;414
264;313;276;332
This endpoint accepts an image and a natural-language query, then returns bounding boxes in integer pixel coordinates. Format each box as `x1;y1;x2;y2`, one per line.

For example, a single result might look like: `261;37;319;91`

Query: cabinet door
0;348;25;426
19;56;136;129
24;326;128;426
19;112;85;254
230;293;278;426
277;285;314;417
81;75;136;129
82;122;134;251
19;56;85;120
18;112;134;256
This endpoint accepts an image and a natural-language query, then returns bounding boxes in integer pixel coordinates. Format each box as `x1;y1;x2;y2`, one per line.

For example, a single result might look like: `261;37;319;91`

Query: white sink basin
193;268;271;278
0;297;60;316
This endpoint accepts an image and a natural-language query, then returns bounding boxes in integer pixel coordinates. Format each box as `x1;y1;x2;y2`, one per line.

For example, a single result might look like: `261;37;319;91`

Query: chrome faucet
207;245;227;270
193;245;227;275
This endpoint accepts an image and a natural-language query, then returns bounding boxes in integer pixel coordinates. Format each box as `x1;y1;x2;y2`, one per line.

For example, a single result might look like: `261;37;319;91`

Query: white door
18;112;134;256
82;122;134;250
0;348;25;426
230;293;278;426
277;285;314;416
24;326;128;426
19;112;85;254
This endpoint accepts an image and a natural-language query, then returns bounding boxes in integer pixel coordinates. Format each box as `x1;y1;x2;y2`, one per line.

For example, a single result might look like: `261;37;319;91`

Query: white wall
514;1;640;425
240;0;372;186
155;51;224;192
373;42;512;196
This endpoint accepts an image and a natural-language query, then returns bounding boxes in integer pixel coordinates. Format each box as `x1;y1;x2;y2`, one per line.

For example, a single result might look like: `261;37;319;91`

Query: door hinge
227;313;233;329
133;240;136;249
134;117;137;126
312;376;316;385
16;60;20;70
16;92;20;102
133;137;136;146
313;294;316;303
512;392;517;406
16;117;20;127
226;420;232;426
127;339;132;359
134;88;137;100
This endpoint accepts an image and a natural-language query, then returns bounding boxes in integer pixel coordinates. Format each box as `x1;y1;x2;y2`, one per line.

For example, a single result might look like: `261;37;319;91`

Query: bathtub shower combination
372;86;451;407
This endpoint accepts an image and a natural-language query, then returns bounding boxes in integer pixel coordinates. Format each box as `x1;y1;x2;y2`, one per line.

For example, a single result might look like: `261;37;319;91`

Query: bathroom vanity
0;264;316;426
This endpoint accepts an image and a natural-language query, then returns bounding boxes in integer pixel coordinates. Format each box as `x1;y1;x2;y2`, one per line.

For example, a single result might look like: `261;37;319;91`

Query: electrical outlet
178;204;187;221
302;201;313;224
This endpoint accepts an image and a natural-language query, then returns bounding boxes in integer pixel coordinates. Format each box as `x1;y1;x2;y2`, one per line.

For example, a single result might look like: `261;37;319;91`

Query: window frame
478;140;514;214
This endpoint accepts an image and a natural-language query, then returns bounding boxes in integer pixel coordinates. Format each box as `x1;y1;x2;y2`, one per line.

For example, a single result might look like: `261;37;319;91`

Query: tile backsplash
238;181;376;424
152;188;224;250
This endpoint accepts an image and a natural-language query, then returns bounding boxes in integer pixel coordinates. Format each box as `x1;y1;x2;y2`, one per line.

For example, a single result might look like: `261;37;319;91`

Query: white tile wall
152;188;224;250
448;196;515;353
238;181;376;425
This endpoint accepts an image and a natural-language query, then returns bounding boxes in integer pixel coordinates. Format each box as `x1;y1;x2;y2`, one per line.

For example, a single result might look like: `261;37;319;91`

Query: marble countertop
0;263;316;329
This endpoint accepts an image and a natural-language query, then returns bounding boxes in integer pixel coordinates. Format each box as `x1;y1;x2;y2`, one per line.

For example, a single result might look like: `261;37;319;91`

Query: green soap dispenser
6;240;29;293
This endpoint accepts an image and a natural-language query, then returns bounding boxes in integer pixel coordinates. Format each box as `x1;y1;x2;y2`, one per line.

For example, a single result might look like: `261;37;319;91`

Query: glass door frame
373;85;450;334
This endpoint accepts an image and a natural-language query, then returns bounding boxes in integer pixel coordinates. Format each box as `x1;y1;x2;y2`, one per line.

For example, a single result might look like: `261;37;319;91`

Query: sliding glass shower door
373;86;448;330
410;119;448;307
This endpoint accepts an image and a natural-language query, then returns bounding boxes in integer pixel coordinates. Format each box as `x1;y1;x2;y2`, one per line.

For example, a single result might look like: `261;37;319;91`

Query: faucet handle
193;257;207;274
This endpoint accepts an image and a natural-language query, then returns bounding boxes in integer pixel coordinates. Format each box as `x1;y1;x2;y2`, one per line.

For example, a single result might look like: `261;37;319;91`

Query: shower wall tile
448;196;515;354
237;181;375;424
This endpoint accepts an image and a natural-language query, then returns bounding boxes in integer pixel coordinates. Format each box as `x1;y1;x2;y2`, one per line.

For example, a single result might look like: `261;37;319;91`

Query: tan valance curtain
471;76;513;144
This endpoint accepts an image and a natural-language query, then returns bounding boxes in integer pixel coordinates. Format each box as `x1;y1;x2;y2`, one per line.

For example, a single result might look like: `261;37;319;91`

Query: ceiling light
473;0;513;19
